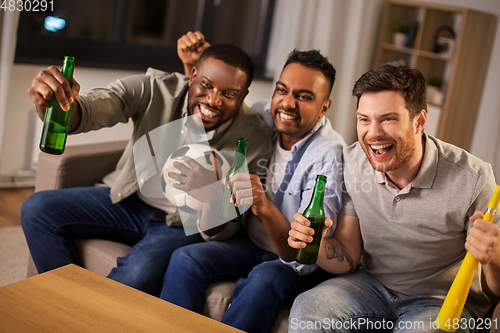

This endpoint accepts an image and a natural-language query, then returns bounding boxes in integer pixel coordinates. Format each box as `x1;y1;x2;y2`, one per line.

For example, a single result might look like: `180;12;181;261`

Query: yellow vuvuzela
435;185;500;332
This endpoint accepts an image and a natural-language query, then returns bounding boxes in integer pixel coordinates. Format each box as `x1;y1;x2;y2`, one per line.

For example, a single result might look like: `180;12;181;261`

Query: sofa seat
27;140;498;333
26;238;289;333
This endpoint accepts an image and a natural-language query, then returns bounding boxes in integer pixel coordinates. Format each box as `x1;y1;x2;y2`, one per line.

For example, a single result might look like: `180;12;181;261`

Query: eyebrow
203;76;241;92
356;111;400;118
276;81;316;97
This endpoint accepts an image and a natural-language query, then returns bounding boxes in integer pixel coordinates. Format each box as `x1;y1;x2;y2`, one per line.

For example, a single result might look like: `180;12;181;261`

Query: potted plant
392;19;411;47
426;75;444;105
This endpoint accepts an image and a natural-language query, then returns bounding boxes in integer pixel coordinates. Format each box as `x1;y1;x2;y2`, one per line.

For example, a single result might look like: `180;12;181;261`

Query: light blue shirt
246;100;346;274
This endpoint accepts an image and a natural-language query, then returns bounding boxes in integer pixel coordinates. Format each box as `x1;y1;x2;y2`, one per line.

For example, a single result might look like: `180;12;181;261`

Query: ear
415;109;427;134
188;67;197;87
318;99;331;119
235;88;249;110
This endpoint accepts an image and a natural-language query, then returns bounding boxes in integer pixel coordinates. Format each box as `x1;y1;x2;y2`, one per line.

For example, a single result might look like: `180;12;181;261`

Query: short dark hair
282;49;336;97
352;64;427;119
199;44;254;89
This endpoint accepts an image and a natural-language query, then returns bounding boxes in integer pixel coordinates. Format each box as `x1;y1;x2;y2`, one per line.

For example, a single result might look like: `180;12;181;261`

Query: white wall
0;65;140;174
1;0;500;179
0;63;273;174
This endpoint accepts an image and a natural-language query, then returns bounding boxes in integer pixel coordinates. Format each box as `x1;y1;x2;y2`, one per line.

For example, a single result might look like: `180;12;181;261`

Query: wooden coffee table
0;264;243;332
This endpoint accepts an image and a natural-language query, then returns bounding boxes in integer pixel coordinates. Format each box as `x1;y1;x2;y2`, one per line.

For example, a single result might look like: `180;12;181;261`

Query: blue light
44;16;66;32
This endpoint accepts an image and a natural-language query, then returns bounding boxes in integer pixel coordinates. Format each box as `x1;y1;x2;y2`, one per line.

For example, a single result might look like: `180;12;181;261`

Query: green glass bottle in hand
222;138;248;222
39;56;75;155
295;175;327;265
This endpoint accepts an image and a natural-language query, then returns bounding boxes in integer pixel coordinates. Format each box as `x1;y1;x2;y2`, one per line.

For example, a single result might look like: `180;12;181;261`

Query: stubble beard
361;131;416;174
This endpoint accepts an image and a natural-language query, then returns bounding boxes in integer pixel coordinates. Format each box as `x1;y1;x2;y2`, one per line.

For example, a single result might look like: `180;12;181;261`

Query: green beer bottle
222;138;248;222
39;56;75;155
295;175;327;265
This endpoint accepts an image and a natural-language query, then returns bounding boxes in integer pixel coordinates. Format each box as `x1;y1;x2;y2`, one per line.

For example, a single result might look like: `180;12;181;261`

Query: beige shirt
73;68;272;205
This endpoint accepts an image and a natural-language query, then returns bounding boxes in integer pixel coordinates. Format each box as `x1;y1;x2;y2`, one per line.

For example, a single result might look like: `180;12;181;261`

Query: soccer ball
161;144;230;214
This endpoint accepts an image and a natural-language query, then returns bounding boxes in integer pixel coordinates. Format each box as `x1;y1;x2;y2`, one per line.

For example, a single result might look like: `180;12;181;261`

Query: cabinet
373;0;497;150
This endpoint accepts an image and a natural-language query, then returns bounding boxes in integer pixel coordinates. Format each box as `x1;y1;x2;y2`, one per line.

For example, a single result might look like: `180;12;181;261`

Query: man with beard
288;64;500;332
21;43;272;297
160;39;346;333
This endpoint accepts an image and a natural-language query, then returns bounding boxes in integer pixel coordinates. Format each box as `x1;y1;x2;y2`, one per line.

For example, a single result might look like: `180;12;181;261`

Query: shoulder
342;141;366;162
250;99;275;133
430;135;492;178
234;103;272;136
146;68;191;87
305;118;346;160
313;118;346;148
145;68;188;81
111;68;189;95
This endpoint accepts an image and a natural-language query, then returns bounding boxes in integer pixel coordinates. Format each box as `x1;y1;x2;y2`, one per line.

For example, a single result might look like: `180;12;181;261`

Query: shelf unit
373;0;497;151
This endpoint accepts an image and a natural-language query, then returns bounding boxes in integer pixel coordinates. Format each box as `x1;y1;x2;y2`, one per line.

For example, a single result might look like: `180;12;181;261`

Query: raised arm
177;31;211;76
28;65;82;132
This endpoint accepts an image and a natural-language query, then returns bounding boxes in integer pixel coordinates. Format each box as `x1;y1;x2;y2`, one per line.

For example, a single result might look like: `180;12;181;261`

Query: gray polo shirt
341;133;498;318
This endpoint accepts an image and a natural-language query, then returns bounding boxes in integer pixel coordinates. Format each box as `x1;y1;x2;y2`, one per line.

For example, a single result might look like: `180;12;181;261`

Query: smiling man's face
187;57;248;131
356;90;422;173
270;63;331;149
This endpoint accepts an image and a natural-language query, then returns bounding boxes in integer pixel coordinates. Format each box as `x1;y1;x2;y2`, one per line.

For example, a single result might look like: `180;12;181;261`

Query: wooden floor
0;187;34;227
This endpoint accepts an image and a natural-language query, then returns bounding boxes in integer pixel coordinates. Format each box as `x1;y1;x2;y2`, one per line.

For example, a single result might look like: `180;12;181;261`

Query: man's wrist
255;197;275;218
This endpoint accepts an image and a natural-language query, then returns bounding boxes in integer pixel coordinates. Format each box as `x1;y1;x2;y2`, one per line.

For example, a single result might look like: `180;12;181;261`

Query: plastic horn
435;185;500;332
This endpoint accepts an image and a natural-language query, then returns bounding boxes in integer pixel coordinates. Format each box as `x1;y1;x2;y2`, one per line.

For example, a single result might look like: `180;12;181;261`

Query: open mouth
370;143;393;157
277;111;299;121
199;104;218;118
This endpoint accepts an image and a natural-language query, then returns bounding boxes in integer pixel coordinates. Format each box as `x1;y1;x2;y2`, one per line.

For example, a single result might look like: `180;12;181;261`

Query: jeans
21;186;203;295
160;232;333;333
289;271;476;333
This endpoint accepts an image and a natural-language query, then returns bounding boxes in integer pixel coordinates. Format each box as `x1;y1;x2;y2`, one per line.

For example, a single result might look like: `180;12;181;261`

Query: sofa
26;140;500;333
26;140;290;333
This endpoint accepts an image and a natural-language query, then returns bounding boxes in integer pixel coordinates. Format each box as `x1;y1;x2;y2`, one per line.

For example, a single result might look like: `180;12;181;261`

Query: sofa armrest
35;140;128;192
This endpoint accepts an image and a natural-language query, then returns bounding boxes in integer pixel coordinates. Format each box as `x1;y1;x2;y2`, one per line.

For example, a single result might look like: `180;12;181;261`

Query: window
15;0;275;79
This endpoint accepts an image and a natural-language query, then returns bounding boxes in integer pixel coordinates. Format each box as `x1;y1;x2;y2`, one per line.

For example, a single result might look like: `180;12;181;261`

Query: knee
236;263;291;298
248;263;287;288
289;282;343;326
290;288;321;318
21;192;47;231
168;246;209;277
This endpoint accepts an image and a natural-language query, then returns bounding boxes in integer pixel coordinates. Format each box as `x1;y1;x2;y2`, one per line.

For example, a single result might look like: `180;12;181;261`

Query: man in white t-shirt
159;32;345;333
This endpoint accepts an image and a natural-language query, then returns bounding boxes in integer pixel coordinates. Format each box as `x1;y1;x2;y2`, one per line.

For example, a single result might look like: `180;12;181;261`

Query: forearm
259;204;296;261
198;194;229;236
316;214;362;275
69;101;81;133
183;64;194;76
483;261;500;296
316;237;358;274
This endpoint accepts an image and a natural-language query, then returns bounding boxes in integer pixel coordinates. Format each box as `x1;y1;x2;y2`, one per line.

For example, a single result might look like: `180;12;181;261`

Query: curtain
265;0;384;144
0;11;20;163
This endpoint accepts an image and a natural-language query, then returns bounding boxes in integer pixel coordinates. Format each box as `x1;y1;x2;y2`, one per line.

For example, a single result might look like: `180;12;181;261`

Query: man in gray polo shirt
288;64;500;332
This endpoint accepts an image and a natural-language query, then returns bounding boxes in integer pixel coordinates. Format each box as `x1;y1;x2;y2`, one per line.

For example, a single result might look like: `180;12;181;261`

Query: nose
282;93;296;110
368;121;384;139
207;90;222;108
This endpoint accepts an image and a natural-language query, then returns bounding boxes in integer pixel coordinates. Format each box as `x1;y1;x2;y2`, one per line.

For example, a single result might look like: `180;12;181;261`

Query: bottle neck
306;180;325;215
62;57;75;86
232;140;247;172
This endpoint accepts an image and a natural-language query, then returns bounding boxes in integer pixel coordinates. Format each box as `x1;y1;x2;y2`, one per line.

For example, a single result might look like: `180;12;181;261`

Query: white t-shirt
246;137;293;253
